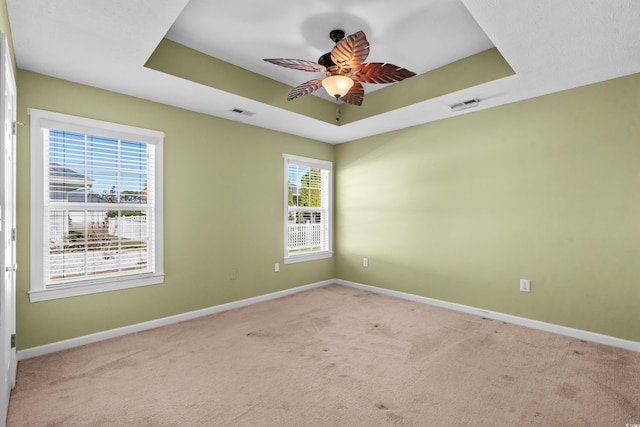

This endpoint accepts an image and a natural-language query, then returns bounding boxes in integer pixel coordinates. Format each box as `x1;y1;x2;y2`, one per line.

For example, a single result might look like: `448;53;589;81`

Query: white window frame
283;154;332;264
29;108;164;302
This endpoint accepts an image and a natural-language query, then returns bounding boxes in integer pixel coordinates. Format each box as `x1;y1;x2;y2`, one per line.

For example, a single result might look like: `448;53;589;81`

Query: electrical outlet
519;279;530;292
363;258;369;267
274;263;279;272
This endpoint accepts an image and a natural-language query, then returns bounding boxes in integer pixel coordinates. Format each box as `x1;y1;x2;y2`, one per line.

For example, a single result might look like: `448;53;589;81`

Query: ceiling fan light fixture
322;75;354;100
264;30;415;106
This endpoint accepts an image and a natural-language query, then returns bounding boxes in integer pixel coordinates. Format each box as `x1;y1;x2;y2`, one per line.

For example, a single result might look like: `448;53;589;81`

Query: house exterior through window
283;154;332;264
29;109;164;302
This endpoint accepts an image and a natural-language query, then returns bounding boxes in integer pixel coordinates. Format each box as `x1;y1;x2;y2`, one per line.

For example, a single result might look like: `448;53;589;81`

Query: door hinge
11;121;22;136
10;334;15;349
11;227;16;242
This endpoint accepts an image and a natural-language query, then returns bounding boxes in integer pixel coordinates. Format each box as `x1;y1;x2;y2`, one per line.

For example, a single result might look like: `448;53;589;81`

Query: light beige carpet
7;284;640;426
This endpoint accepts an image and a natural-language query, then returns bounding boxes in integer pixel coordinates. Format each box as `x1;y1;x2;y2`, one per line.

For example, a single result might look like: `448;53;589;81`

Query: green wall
16;71;334;350
15;71;640;349
14;70;640;350
336;73;640;342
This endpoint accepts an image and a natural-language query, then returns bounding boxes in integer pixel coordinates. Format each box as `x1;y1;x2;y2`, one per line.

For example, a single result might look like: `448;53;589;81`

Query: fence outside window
287;222;322;253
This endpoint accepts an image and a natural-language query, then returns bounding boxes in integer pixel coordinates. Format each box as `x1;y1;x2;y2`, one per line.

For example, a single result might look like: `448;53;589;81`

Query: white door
0;32;17;425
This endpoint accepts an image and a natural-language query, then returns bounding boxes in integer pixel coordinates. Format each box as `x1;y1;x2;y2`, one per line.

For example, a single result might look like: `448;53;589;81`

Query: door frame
0;31;17;424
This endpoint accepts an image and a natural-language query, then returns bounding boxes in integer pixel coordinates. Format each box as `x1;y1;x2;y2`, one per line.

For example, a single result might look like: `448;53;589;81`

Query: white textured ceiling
7;0;640;144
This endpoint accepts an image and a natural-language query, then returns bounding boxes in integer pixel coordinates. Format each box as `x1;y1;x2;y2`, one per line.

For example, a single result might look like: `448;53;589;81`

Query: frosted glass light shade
322;75;354;99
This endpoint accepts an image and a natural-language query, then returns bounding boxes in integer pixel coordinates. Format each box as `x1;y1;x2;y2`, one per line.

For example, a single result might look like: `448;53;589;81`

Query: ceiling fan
263;30;416;106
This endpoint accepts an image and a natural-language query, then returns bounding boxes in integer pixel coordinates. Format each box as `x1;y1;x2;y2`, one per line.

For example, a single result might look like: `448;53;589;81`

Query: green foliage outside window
299;168;321;208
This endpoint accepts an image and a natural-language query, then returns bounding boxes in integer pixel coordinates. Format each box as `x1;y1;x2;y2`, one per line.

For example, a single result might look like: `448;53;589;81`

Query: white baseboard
18;278;639;360
17;279;333;360
335;279;640;352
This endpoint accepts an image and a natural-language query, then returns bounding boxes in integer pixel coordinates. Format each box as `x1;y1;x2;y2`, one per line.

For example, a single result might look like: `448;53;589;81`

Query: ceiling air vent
230;108;256;117
450;98;480;112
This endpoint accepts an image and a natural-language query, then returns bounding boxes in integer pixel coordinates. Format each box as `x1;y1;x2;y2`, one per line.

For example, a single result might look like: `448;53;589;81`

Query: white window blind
30;109;164;301
283;154;332;264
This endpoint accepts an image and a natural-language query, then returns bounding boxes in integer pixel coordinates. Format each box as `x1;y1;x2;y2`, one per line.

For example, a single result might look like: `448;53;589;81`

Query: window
29;109;164;302
283;154;332;264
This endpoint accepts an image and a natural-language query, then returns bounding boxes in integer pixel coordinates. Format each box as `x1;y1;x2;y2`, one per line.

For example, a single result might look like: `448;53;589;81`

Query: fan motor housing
318;52;335;69
329;29;345;43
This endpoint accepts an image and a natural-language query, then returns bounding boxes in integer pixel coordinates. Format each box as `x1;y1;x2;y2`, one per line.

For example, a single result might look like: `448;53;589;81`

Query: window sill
29;273;165;302
283;251;333;265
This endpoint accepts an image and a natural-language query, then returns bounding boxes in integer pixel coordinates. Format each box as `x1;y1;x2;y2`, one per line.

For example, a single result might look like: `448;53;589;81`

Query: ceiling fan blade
351;62;416;84
340;81;365;106
263;58;325;73
331;31;370;69
287;78;324;101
